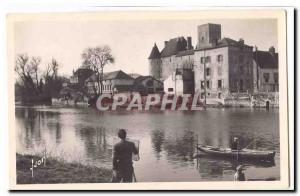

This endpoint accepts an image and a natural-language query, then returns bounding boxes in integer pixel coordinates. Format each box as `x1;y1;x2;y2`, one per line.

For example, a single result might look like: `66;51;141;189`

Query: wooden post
31;159;34;178
44;147;46;167
196;134;199;169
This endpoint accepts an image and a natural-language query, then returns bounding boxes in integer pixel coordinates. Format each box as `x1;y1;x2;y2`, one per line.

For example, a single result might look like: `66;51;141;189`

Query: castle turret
148;43;162;80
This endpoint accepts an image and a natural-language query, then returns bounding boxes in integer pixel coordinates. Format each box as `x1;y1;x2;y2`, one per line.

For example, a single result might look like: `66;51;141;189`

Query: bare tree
30;56;41;87
81;46;114;94
15;54;39;93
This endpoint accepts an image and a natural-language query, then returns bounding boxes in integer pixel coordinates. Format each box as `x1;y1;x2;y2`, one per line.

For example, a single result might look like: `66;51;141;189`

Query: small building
253;47;279;92
132;76;164;96
164;68;194;95
85;70;134;95
70;67;94;88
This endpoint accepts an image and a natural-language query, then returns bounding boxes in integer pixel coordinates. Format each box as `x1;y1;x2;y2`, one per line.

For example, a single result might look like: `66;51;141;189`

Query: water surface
15;106;280;182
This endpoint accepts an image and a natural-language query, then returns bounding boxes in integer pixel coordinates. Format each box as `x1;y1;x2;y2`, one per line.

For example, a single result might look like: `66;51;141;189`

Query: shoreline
16;153;112;184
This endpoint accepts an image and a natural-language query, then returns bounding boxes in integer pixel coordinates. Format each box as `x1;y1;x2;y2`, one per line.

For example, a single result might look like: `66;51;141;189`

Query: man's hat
234;137;238;140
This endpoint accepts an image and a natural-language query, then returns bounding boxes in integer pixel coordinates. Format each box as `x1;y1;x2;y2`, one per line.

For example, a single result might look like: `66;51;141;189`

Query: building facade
148;23;260;99
253;47;279;92
85;70;134;95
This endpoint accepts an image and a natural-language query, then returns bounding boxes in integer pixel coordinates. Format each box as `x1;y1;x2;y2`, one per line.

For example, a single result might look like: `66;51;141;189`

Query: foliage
15;54;68;104
81;46;114;94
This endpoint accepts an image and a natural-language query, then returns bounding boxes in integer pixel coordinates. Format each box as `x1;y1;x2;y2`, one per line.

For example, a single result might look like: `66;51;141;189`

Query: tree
30;56;41;87
81;46;114;94
15;54;40;95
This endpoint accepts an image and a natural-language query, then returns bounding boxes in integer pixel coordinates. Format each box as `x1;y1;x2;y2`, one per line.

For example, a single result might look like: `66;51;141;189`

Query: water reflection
151;129;165;160
163;130;195;164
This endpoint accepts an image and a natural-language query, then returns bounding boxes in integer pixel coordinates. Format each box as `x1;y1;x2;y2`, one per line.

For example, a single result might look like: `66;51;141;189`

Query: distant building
85;70;134;95
253;47;279;92
129;73;142;79
70;67;94;88
132;76;164;96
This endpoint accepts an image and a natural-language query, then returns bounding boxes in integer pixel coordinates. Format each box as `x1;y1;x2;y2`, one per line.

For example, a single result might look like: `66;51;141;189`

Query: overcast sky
14;18;277;76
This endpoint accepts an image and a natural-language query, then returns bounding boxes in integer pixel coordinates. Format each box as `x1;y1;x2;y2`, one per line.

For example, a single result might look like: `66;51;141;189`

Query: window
200;81;205;89
217;55;223;62
206;80;210;89
170;58;172;62
201;56;211;64
168;88;173;92
218;80;222;88
274;73;278;84
263;73;270;83
218;92;222;99
206;68;211;76
201;57;205;64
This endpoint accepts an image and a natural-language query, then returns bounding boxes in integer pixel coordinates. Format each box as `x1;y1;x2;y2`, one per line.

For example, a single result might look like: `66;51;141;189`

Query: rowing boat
197;145;276;161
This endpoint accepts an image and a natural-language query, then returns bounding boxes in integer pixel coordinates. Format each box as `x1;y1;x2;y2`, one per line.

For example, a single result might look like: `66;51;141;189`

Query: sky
14;18;278;77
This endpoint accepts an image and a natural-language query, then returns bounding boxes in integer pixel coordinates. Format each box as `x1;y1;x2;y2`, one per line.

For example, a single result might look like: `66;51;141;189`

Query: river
15;106;280;182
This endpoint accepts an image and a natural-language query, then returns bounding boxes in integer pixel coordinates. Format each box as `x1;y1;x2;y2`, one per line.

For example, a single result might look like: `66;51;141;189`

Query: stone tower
148;43;162;80
197;23;221;48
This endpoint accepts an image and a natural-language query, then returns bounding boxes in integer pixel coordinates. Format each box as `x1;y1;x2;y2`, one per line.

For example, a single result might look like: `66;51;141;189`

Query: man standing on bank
112;129;138;183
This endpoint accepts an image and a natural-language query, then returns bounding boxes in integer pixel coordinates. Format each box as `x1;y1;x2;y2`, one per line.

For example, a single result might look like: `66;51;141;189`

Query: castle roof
176;49;195;57
160;37;187;58
195;37;253;51
254;50;278;69
148;43;161;59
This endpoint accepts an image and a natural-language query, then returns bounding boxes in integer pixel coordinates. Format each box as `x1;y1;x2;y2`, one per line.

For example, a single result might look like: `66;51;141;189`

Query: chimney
269;46;275;56
164;41;168;47
239;38;244;45
187;37;192;50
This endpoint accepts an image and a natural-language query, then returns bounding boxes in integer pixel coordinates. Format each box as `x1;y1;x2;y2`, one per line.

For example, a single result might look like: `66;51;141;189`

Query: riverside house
85;70;134;96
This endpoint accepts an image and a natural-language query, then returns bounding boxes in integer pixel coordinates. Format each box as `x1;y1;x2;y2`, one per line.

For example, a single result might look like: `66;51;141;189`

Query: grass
16;153;112;184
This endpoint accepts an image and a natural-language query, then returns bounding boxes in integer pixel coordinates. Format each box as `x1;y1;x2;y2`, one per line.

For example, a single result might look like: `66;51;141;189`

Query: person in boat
234;165;246;181
112;129;138;183
232;137;239;150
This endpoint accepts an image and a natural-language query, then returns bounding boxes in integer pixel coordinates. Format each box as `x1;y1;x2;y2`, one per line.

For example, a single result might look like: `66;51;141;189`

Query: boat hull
197;145;276;161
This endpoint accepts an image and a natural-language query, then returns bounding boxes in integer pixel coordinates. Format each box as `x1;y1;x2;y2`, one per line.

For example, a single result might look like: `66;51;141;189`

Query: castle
148;23;278;99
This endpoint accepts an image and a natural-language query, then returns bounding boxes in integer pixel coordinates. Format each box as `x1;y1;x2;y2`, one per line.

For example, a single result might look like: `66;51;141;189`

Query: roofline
194;44;253;52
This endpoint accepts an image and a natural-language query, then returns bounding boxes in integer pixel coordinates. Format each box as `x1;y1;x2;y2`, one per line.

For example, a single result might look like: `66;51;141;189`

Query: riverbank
16;153;112;184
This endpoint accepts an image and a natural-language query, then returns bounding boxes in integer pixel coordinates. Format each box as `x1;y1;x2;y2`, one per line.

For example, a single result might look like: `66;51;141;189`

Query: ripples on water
15;106;280;182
